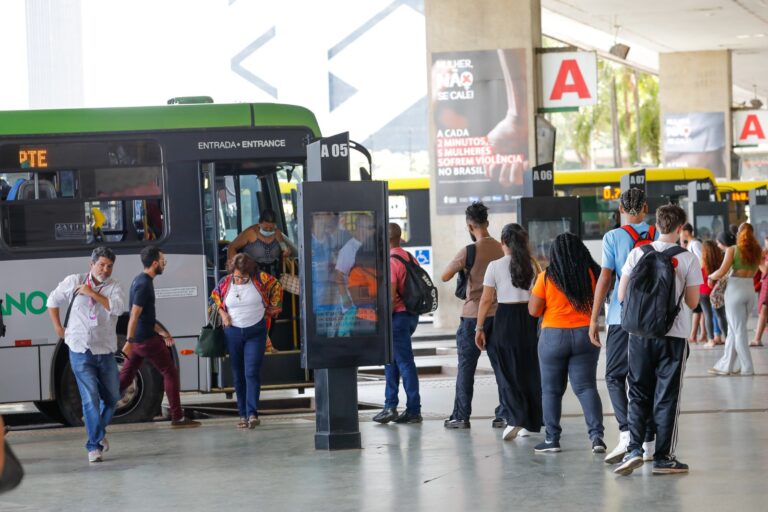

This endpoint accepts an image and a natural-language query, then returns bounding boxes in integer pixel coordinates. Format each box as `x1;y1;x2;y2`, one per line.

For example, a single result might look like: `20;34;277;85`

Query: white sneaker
88;450;103;463
517;428;531;437
642;440;655;462
604;430;630;464
502;425;522;441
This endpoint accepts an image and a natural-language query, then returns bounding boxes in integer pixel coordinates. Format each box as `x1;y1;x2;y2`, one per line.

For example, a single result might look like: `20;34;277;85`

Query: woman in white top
211;254;283;428
475;223;543;441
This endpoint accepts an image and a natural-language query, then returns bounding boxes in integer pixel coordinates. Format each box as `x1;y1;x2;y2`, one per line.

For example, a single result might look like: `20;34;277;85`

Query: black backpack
391;253;439;315
454;244;476;300
621;244;687;338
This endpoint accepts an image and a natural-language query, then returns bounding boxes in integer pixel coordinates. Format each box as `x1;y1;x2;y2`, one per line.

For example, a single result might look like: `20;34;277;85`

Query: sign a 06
19;148;49;168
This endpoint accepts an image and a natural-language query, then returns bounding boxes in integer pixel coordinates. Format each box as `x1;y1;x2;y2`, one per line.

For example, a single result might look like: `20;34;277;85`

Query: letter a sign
733;110;768;146
541;52;597;109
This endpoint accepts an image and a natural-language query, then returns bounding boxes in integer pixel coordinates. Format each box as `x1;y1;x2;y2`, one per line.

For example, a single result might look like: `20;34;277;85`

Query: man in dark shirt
119;246;200;428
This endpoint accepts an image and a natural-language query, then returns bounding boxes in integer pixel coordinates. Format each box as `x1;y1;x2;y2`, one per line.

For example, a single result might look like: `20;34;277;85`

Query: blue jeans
538;327;604;442
69;350;120;452
224;320;267;418
384;312;421;414
450;316;503;421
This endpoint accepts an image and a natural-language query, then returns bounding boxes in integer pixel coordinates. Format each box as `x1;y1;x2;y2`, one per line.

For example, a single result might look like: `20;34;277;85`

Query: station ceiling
543;0;768;104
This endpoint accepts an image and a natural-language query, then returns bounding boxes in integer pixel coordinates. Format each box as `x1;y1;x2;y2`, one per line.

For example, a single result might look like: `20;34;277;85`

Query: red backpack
622;225;656;248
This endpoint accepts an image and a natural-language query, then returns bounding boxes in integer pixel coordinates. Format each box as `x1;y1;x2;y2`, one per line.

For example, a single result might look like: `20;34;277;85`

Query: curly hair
500;223;535;290
736;223;762;267
701;240;723;274
545;232;600;315
227;253;257;276
465;201;489;227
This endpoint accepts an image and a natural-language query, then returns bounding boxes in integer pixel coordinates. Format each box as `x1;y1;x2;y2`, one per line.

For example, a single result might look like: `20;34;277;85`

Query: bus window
276;166;301;243
0;140;165;248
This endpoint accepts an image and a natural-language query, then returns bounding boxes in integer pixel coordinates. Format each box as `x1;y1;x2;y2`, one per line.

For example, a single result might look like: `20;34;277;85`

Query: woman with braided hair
529;232;605;453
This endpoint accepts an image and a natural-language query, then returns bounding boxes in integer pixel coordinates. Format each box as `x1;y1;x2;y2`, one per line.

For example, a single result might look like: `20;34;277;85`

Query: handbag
196;306;227;358
454;244;476;300
0;440;24;494
280;258;301;296
710;275;728;310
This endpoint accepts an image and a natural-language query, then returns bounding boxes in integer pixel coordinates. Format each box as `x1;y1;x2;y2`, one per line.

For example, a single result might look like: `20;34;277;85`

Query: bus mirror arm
349;140;372;180
0;299;6;337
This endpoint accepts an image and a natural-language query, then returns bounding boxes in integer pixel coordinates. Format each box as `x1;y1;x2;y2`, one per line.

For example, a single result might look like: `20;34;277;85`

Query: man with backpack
373;223;435;424
589;188;658;464
614;204;702;475
441;202;504;429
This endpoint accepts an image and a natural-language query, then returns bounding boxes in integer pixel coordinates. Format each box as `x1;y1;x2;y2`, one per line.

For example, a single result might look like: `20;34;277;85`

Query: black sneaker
592;438;607;454
491;417;506;429
443;418;471;429
372;408;398;424
534;439;561;453
652;457;689;475
613;449;644;476
394;411;423;424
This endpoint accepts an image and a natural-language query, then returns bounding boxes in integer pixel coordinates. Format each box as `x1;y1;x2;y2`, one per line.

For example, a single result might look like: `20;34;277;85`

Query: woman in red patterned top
211;254;282;428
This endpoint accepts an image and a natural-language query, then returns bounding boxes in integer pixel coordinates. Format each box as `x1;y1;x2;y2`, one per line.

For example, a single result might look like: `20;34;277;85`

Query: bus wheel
33;400;66;425
56;354;164;427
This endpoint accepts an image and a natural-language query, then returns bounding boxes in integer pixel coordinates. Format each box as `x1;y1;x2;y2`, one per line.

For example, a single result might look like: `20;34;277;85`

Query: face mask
260;228;276;237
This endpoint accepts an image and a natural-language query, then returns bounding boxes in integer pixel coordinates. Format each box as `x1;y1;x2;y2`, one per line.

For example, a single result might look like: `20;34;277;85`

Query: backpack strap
621;225;641;242
465;244;476;271
662;245;687;258
639;244;655;256
622;224;655;243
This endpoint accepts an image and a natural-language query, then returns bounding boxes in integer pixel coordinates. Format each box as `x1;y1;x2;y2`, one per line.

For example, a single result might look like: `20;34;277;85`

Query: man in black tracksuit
614;204;702;475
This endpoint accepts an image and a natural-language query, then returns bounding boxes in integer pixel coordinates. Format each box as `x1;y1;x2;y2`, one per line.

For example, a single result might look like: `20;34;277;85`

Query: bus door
201;162;310;391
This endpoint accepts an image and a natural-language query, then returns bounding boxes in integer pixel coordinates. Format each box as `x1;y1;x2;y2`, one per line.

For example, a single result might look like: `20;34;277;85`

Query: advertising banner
431;49;529;214
541;51;597;109
663;112;726;178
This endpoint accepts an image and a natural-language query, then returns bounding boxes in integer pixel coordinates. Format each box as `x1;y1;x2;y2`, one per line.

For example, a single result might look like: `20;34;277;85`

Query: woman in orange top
528;232;604;454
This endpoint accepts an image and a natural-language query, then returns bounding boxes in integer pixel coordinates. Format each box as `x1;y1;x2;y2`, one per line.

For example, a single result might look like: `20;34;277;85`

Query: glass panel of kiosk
517;196;581;268
299;181;391;369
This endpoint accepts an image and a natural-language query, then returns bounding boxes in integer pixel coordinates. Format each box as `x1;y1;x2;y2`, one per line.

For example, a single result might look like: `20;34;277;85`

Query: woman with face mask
227;209;297;353
227;209;296;278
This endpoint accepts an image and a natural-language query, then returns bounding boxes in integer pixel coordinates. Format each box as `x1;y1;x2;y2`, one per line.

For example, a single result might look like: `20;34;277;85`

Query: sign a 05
541;52;597;109
733;111;768;146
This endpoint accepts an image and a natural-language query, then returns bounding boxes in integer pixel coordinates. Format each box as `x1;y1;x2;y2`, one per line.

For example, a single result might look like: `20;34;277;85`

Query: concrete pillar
425;0;541;329
26;0;84;108
659;51;733;178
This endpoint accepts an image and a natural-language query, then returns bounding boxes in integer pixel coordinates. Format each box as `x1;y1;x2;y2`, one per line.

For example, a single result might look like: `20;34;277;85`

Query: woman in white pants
709;224;762;376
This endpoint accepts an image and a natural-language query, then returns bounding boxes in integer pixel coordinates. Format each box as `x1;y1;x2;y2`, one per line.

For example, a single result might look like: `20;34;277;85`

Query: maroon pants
119;335;183;421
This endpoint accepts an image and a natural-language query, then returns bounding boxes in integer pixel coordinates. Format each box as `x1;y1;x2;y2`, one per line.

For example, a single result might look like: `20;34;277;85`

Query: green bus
0;100;320;425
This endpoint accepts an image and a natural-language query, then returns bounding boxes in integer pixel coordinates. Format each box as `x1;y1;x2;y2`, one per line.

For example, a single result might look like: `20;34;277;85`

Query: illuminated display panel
311;210;379;338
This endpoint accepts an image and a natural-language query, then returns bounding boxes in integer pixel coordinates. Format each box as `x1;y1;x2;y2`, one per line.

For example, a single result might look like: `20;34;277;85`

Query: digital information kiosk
518;162;581;266
298;132;392;450
687;179;728;242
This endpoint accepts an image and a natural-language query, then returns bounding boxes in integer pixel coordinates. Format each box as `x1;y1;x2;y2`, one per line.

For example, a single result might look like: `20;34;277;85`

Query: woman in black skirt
475;223;543;441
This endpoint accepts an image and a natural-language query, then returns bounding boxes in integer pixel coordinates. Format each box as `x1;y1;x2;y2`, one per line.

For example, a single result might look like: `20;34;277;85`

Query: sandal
248;415;261;429
749;341;764;347
237;418;249;429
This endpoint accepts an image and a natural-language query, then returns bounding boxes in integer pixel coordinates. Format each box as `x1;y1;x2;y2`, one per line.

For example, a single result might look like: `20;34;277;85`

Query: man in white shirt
614;205;702;476
47;247;126;463
334;214;375;309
